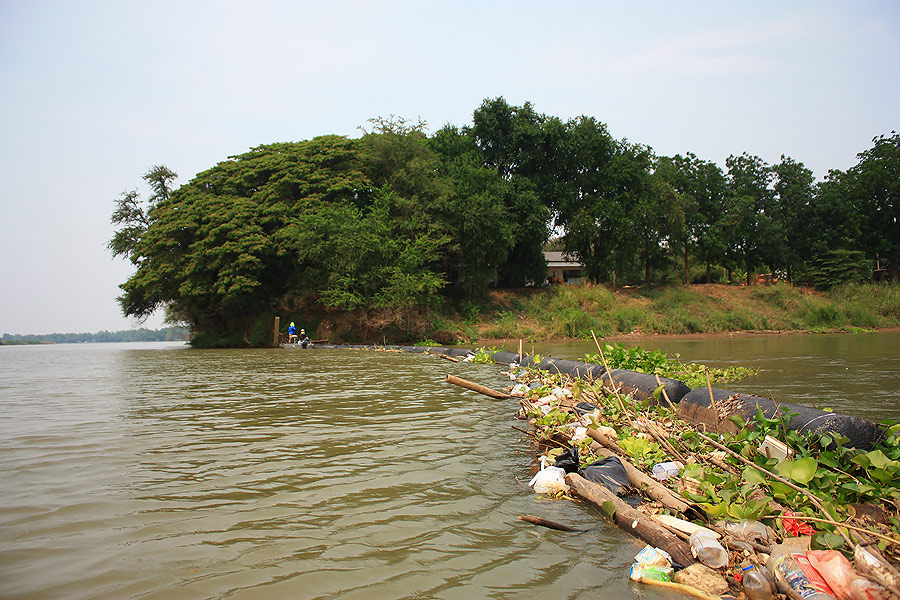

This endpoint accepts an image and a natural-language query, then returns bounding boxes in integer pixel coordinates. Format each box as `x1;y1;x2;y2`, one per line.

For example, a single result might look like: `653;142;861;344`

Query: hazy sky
1;1;898;335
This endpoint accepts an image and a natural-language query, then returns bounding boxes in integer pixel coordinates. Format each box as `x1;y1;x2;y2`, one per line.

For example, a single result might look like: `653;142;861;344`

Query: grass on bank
432;282;900;343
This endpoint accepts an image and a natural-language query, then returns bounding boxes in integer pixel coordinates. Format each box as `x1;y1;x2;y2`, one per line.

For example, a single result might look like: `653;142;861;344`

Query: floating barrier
304;343;883;449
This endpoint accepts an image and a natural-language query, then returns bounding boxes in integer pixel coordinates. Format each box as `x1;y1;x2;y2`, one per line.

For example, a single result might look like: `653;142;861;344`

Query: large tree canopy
111;99;897;344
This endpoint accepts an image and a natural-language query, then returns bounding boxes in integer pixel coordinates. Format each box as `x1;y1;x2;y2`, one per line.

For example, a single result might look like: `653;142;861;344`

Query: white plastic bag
528;457;569;494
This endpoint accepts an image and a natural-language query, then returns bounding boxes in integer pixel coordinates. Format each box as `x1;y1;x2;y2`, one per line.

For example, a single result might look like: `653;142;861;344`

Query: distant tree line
1;326;189;344
109;98;898;342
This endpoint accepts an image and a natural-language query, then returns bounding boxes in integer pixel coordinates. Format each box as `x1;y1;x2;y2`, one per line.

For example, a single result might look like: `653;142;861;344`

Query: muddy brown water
1;332;897;598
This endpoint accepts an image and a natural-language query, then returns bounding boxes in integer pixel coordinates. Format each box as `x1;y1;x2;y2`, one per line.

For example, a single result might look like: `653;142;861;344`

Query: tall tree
844;132;900;281
721;153;777;284
771;155;814;281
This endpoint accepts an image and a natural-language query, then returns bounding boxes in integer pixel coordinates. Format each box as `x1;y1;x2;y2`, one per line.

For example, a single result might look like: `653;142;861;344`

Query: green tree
844;132;900;281
721;153;778;284
772;156;815;281
655;153;727;284
108;165;177;264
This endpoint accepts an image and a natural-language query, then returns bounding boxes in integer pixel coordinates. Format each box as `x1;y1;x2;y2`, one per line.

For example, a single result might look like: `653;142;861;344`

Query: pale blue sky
1;0;898;334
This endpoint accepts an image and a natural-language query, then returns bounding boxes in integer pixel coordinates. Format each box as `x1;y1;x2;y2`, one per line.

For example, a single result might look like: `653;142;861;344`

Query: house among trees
544;251;583;284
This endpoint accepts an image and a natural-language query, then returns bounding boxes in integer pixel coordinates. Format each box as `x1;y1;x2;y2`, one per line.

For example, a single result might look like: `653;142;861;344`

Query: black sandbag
490;351;521;365
400;345;427;353
426;347;452;355
604;369;691;404
513;355;607;381
554;447;580;474
580;456;630;496
677;387;883;450
449;348;475;358
312;344;338;349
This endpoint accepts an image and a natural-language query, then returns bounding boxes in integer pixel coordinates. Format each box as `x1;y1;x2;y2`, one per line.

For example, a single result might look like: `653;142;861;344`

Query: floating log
445;374;511;399
517;514;586;532
565;473;696;568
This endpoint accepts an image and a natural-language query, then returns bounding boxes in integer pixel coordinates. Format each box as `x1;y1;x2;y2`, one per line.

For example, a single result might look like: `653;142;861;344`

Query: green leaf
866;450;890;469
790;457;818;485
601;500;616;521
742;466;767;485
869;468;895;484
728;414;747;429
701;502;728;518
769;481;795;499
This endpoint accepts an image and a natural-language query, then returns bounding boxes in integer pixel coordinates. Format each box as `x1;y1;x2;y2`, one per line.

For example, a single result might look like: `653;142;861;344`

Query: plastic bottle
689;528;729;569
651;461;683;481
768;551;837;600
742;565;775;600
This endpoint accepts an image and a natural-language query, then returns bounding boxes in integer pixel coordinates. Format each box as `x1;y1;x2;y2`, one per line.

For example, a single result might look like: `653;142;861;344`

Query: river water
1;332;898;599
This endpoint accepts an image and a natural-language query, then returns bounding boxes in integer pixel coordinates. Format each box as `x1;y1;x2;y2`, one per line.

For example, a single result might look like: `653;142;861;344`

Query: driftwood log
566;473;697;568
445;374;511;399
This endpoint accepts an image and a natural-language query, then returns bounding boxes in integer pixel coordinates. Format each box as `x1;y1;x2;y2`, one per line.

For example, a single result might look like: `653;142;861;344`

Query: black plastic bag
579;456;630;496
554;447;579;474
574;402;600;416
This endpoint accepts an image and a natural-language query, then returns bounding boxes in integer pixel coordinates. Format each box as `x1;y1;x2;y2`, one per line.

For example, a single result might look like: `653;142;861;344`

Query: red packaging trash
782;511;817;536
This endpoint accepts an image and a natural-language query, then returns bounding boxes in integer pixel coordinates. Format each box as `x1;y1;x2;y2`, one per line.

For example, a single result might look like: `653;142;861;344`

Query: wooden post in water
273;316;280;347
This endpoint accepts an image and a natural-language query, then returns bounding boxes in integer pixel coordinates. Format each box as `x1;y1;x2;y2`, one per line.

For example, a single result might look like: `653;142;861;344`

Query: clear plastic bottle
767;552;837;600
651;461;683;480
689;528;729;569
742;565;774;600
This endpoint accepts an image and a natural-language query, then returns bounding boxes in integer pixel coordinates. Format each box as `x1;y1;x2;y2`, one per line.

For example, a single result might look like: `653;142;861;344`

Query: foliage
0;326;189;344
804;248;872;290
471;346;500;364
581;342;758;387
110;99;900;346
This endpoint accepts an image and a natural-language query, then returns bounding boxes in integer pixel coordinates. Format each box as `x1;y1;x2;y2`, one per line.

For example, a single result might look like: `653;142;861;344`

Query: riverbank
425;282;900;345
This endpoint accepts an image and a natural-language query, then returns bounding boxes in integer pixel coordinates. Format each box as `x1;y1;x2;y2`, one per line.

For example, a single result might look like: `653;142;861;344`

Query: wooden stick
654;374;678;412
695;430;853;546
591;330;628;414
517;515;586;532
438;353;459;362
518;338;523;363
445;374;511;399
705;369;719;424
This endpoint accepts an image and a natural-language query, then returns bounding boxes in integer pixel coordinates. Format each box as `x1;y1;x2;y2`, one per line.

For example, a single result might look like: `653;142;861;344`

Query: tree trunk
645;258;651;287
706;261;711;284
684;245;690;285
565;473;697;567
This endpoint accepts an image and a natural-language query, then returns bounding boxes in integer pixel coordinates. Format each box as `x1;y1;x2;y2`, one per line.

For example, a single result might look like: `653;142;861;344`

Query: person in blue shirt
288;322;298;343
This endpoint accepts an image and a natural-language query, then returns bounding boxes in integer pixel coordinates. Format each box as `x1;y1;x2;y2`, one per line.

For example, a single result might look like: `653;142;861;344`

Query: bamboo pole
445;374;511;399
273;316;280;346
591;330;628;414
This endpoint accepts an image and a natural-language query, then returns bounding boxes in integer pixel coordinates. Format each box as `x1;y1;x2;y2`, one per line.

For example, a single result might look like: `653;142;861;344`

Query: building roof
543;251;582;268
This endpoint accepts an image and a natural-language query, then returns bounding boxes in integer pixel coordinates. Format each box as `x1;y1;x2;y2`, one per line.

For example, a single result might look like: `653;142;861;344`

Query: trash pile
505;360;900;600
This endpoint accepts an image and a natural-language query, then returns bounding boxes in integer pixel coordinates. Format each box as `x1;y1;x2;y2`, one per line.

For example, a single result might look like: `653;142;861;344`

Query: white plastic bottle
689;528;729;569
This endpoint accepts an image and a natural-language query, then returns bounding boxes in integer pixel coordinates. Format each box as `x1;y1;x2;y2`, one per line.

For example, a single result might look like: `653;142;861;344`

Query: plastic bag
528;465;568;494
579;456;630;496
554;447;579;474
807;550;856;600
574;401;600;415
